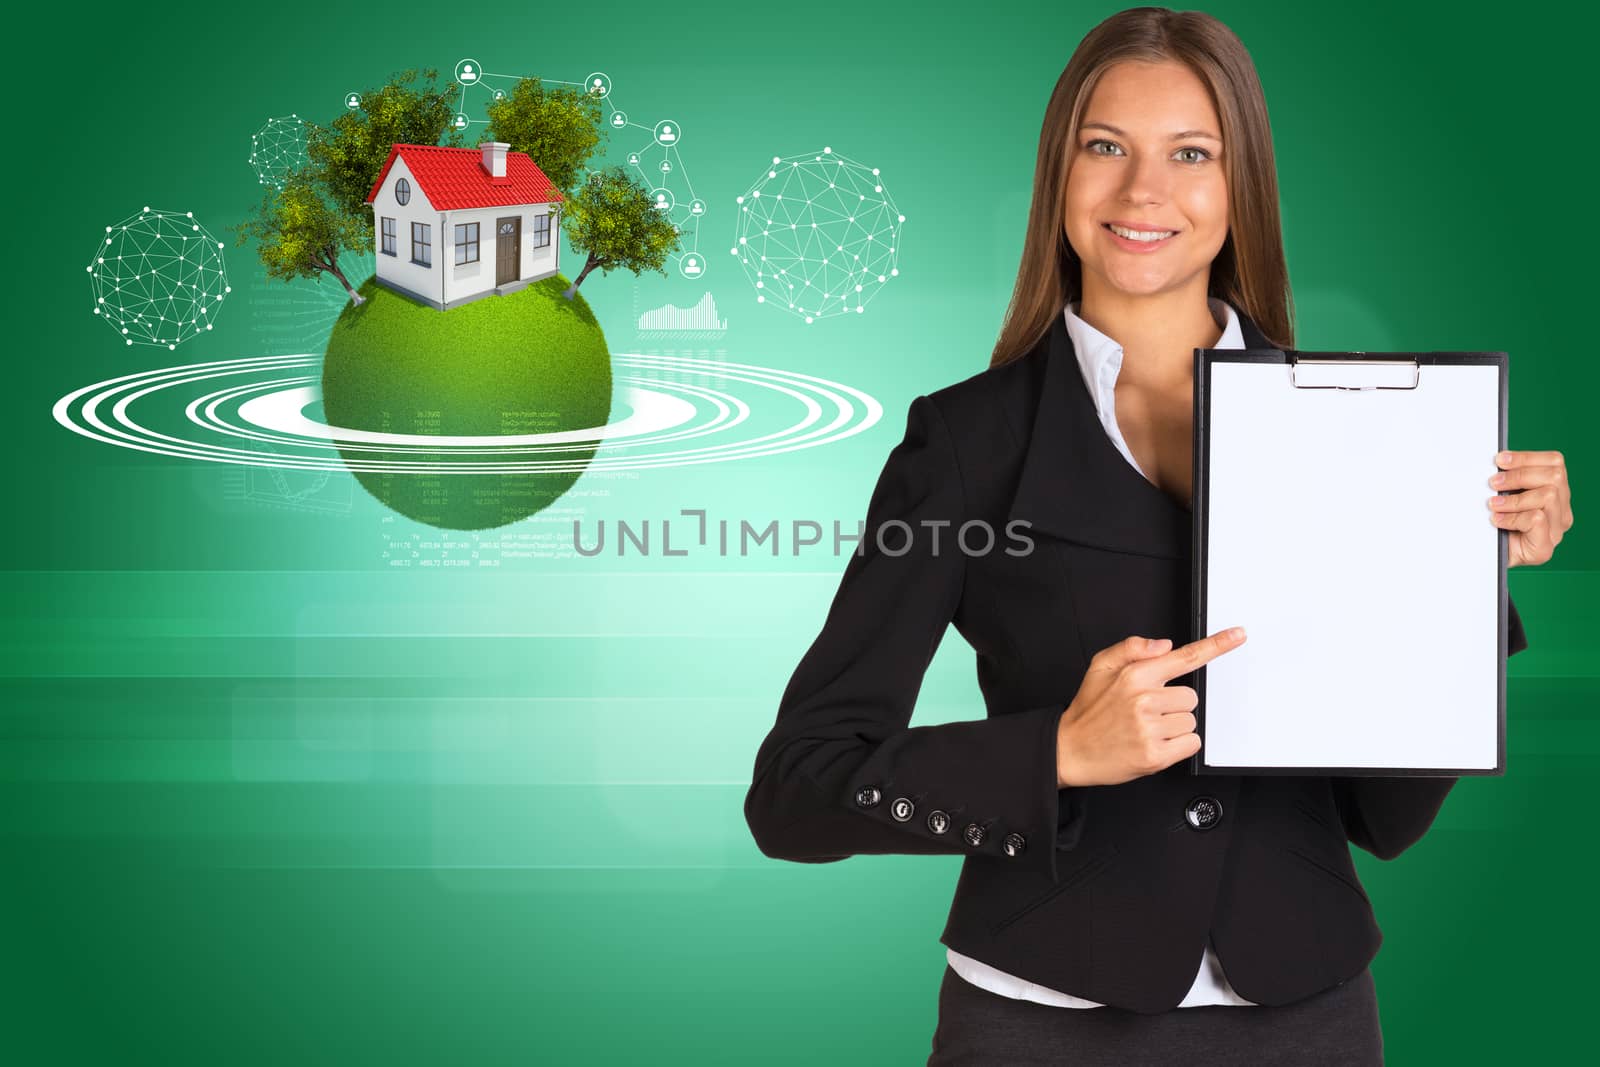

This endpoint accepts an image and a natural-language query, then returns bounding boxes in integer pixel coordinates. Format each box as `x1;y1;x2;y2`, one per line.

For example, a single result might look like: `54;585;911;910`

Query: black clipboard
1190;347;1510;777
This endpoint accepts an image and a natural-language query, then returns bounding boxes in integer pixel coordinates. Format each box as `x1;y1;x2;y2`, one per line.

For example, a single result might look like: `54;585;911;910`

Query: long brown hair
991;6;1294;368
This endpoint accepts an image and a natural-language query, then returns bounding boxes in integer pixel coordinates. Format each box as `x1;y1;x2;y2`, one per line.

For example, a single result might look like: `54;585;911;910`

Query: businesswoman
744;6;1572;1065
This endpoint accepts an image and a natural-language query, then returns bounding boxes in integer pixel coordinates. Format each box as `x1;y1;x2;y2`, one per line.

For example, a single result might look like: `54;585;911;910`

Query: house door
496;217;521;286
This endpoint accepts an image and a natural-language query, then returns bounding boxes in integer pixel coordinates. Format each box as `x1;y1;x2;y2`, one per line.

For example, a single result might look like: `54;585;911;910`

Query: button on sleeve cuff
842;702;1070;883
743;394;1078;885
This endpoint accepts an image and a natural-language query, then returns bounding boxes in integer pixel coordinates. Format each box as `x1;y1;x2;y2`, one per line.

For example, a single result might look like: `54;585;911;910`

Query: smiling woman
741;6;1553;1066
1065;63;1230;307
993;7;1292;376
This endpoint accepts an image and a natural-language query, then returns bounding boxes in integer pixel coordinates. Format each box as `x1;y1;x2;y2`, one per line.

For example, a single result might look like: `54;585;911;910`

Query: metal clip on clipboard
1286;351;1421;391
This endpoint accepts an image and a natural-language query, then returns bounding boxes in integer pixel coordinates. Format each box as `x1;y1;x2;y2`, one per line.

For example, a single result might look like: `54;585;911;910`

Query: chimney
480;141;509;179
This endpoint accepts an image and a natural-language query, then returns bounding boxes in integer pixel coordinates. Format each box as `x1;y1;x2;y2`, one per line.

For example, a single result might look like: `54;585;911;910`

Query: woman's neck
1076;281;1224;390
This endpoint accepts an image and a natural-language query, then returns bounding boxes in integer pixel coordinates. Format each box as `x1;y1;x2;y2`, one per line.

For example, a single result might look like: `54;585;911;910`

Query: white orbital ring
192;376;742;454
53;352;884;474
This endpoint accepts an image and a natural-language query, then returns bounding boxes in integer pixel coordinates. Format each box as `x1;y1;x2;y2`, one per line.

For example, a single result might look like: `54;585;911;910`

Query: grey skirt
927;964;1383;1066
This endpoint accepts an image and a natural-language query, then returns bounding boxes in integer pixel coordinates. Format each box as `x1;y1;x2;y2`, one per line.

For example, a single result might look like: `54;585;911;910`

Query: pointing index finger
1148;627;1247;681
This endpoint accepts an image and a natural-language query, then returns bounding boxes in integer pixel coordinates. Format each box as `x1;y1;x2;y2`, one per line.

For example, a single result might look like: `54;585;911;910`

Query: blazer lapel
1234;306;1272;350
1004;303;1275;560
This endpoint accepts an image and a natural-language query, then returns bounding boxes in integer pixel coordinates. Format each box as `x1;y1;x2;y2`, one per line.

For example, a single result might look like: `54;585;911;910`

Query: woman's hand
1055;628;1249;788
1489;449;1573;567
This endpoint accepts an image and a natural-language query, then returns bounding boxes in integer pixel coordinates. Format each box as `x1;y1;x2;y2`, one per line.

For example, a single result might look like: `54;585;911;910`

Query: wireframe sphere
87;208;231;350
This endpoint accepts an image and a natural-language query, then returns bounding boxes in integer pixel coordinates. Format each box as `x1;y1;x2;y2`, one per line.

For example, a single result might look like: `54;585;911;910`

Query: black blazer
743;305;1529;1014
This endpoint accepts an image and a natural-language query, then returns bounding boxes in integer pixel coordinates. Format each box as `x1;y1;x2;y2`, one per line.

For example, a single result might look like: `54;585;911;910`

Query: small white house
365;142;564;311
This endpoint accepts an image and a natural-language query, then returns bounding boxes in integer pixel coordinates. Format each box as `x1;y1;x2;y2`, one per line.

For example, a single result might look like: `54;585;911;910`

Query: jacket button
1184;795;1223;830
890;797;916;822
927;809;951;835
962;823;987;847
1001;832;1027;857
855;786;882;808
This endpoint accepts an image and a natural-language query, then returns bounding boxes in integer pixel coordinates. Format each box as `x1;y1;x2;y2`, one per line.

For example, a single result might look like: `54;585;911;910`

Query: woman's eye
1083;139;1213;165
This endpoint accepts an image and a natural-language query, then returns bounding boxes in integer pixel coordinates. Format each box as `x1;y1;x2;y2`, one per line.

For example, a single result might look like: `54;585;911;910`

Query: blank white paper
1201;358;1503;771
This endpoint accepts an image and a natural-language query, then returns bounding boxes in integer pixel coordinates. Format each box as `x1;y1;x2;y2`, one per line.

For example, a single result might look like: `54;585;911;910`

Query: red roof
365;144;565;211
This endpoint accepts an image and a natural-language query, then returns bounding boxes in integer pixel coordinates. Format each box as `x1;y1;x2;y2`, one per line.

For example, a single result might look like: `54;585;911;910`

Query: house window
395;178;411;206
454;222;480;265
411;222;432;267
380;217;397;256
531;212;551;248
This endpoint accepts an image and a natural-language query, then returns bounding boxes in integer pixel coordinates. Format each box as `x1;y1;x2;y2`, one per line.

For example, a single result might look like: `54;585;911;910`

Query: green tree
307;68;463;229
241;69;462;305
234;171;371;305
484;78;606;195
559;167;683;300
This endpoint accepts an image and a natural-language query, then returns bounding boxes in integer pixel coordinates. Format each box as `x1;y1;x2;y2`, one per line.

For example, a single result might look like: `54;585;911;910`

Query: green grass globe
321;274;612;530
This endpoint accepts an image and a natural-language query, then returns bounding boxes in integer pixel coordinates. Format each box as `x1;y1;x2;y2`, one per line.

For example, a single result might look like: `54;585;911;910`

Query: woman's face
1063;59;1229;301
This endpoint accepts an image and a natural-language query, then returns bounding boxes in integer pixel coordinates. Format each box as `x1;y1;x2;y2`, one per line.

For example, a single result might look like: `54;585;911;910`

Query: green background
5;0;1594;1062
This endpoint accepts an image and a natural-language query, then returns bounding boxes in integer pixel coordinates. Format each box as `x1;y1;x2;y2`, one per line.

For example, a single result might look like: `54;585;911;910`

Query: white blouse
945;296;1259;1009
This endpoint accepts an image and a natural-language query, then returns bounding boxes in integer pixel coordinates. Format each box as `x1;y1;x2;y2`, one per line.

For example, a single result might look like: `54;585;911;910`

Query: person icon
660;160;672;173
684;257;701;276
659;124;676;142
655;193;669;209
346;94;360;108
628;154;640;166
592;78;606;94
460;64;478;82
613;113;625;127
494;90;505;100
690;201;704;215
454;114;468;129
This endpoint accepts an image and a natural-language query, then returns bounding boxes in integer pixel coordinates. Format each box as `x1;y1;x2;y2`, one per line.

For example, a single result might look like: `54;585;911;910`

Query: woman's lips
1102;222;1177;253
